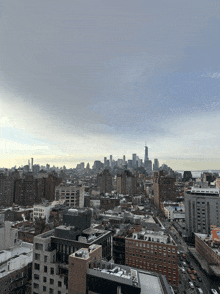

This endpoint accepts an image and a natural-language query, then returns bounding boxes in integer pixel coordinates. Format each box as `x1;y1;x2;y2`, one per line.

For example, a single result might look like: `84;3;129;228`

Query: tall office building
31;158;34;172
132;154;137;168
144;146;148;162
109;155;113;168
153;159;159;171
144;146;152;173
104;157;107;166
123;155;126;164
185;187;220;238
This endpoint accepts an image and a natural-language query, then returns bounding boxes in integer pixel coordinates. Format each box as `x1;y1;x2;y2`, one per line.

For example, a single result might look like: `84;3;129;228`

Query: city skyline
0;0;220;170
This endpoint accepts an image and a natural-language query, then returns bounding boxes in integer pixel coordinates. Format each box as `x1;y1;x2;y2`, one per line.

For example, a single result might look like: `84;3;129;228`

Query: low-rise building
0;242;33;293
125;229;178;287
194;229;220;276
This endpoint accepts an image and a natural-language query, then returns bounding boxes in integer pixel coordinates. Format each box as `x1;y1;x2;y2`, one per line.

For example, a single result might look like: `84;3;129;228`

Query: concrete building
97;169;113;194
125;229;178;287
33;202;56;223
153;159;159;172
0;242;33;294
0;218;19;250
87;259;172;294
32;209;112;294
185;187;220;237
55;183;85;208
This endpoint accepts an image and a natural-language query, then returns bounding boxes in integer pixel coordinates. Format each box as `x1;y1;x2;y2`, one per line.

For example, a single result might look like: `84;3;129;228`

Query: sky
0;0;220;170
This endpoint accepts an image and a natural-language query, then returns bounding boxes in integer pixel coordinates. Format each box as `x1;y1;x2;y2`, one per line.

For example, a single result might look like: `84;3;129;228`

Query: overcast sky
0;0;220;170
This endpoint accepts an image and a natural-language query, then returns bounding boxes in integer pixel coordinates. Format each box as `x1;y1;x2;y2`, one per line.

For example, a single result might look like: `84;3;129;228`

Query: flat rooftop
129;230;176;245
87;261;140;287
139;271;165;294
0;242;33;279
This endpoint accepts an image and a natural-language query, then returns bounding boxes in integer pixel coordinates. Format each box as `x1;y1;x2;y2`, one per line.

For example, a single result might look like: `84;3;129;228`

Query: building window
34;283;39;289
50;279;54;285
43;277;47;283
35;243;43;250
58;281;62;287
50;268;54;275
43;286;47;292
49;289;54;294
34;274;39;280
35;253;40;261
44;266;47;273
34;263;40;270
44;256;48;262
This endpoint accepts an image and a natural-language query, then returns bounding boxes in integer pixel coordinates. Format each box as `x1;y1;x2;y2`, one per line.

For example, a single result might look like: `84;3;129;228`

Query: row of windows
126;241;176;253
34;263;54;274
34;276;62;287
33;286;62;294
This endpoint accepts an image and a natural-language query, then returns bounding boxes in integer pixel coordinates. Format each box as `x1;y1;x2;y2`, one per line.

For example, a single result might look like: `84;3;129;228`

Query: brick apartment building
116;170;137;195
100;195;120;211
153;171;177;209
125;229;178;287
0;173;15;206
97;169;113;194
14;174;61;206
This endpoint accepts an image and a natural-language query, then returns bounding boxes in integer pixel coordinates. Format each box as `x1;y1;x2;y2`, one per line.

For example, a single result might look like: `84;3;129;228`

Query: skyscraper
144;146;148;162
132;154;137;168
153;159;159;171
31;158;33;172
144;145;152;173
110;155;113;168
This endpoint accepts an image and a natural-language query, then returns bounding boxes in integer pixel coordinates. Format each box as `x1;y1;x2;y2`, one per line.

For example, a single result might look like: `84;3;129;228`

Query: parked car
183;262;187;266
181;268;186;273
193;270;197;275
197;277;202;282
197;288;203;294
187;268;192;274
190;265;194;270
190;274;196;280
189;282;194;289
211;290;218;294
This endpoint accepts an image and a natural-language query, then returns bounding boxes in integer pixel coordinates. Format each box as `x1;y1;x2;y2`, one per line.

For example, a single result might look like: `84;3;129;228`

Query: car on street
181;268;186;273
197;277;202;282
187;268;192;274
189;282;194;289
193;270;197;275
211;290;218;294
197;288;203;294
183;262;187;266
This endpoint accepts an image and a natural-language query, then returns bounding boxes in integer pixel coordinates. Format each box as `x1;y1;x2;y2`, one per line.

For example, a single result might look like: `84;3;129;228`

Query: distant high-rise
110;155;113;168
104;157;107;166
31;158;33;172
153;159;159;171
132;154;137;168
123;155;126;164
144;146;148;162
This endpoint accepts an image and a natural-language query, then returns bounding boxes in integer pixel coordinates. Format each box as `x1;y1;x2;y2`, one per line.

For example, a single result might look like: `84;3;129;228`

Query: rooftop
87;260;140;287
129;230;176;245
187;187;219;196
0;242;33;279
